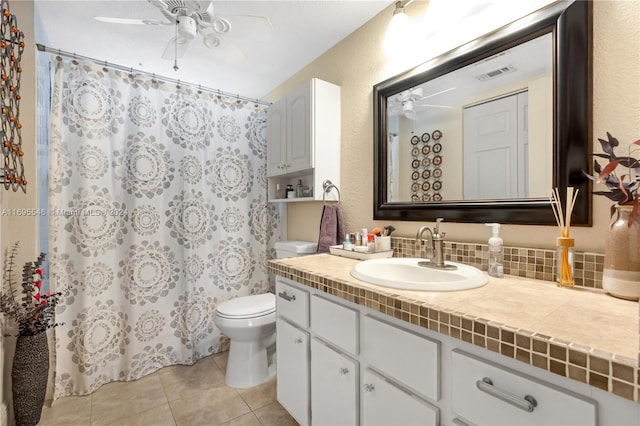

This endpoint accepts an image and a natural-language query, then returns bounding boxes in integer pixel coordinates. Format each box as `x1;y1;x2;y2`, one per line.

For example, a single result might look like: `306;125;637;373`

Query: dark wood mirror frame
373;0;592;225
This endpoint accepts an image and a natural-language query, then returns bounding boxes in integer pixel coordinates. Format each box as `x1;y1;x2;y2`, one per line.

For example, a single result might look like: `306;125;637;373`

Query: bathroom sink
350;258;488;291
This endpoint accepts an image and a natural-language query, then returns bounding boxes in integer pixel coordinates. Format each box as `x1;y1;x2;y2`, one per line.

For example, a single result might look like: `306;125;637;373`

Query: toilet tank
274;241;318;259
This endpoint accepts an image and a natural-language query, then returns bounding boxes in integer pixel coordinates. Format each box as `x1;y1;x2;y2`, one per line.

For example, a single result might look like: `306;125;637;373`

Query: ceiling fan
388;87;455;120
94;0;273;70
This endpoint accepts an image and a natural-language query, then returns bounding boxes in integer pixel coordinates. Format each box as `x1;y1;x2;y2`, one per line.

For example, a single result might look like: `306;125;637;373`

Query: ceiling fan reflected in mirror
94;0;273;70
388;86;455;120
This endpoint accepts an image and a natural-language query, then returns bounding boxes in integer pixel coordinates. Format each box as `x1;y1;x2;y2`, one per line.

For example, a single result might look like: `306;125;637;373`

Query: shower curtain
47;58;278;398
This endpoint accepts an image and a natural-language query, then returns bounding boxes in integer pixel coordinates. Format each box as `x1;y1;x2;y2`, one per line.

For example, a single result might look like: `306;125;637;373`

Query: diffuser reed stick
551;187;579;287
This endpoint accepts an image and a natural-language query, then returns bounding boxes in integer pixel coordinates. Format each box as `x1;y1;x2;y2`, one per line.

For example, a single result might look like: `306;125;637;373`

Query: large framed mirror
373;0;592;225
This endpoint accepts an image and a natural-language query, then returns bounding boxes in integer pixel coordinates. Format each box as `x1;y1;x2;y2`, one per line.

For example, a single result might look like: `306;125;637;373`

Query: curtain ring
102;60;108;73
71;52;78;65
197;84;202;94
176;79;181;90
151;72;157;84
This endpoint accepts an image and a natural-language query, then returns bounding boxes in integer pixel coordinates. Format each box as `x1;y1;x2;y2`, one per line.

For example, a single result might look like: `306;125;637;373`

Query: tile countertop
268;254;640;403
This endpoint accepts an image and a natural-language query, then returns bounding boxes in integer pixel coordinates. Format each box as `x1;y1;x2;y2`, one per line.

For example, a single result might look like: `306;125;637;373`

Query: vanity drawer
362;315;440;401
310;295;358;355
276;278;309;328
451;350;596;426
363;315;439;402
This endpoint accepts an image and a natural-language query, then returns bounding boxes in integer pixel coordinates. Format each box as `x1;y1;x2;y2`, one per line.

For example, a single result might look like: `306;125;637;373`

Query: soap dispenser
485;223;504;278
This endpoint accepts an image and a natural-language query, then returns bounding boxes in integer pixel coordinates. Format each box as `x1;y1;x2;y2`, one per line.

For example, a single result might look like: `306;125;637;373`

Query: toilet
214;240;317;388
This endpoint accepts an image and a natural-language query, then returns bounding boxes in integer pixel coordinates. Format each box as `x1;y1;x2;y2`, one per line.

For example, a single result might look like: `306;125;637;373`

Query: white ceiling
34;0;394;99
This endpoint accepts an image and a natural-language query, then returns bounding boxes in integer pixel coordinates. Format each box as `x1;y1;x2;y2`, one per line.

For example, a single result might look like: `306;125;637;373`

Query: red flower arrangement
0;242;62;336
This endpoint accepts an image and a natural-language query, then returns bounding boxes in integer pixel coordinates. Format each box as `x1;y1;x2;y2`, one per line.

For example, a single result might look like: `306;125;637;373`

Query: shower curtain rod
36;43;271;107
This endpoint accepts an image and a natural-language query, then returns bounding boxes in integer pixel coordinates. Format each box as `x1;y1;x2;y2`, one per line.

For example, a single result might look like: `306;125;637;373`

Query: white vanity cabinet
266;78;341;202
274;275;640;426
275;278;441;425
451;350;597;426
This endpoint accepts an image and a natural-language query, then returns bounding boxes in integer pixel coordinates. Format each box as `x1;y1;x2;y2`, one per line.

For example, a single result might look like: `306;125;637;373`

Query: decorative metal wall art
410;130;443;202
1;0;25;192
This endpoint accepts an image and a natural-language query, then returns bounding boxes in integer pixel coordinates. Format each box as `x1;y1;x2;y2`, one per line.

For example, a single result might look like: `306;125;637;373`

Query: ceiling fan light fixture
212;18;231;34
178;16;197;39
203;33;221;48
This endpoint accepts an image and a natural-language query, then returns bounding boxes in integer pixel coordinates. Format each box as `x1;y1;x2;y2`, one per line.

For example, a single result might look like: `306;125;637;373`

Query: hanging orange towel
317;204;345;253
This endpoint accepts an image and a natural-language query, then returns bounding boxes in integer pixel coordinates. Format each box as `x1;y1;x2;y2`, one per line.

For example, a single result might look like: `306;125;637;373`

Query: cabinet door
276;319;310;425
286;81;312;173
267;97;287;176
362;369;439;426
311;338;358;425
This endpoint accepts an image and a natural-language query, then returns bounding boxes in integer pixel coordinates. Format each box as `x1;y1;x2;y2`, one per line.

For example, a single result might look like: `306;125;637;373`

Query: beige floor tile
90;375;168;426
39;395;92;426
219;412;262;426
213;351;228;372
102;402;176;426
253;402;298;426
237;378;276;411
169;381;251;426
159;356;225;401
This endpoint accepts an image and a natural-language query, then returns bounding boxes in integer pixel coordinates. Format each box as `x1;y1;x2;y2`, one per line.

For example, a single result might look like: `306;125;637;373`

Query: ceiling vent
475;65;516;81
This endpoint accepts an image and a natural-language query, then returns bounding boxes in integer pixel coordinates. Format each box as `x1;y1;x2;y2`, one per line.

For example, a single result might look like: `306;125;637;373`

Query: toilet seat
216;293;275;319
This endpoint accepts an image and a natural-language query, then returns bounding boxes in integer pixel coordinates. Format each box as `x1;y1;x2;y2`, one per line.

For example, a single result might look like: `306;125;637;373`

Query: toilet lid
216;293;276;319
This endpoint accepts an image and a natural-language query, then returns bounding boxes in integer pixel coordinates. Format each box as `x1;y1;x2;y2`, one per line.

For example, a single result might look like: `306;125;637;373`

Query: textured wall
265;0;640;253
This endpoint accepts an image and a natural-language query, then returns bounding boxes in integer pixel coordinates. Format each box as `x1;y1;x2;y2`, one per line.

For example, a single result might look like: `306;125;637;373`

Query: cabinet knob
294;337;303;344
364;384;375;393
338;367;349;376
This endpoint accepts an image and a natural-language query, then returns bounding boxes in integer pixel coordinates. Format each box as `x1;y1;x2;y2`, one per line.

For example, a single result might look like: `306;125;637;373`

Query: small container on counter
556;236;575;287
343;234;353;251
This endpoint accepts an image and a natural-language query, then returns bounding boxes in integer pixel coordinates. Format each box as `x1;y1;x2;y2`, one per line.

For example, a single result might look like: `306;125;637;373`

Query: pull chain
173;19;179;72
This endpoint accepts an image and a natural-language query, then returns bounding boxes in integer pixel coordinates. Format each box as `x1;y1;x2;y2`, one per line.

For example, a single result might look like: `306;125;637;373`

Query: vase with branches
585;132;640;300
0;241;61;336
1;242;62;426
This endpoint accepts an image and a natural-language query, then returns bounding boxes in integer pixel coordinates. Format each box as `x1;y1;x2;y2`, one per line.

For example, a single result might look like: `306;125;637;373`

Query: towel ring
322;180;341;205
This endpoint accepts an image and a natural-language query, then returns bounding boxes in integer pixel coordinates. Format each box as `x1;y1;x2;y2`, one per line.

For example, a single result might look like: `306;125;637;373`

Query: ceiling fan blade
413;103;454;109
214;15;273;41
202;34;246;66
94;16;171;26
161;37;191;60
420;87;456;100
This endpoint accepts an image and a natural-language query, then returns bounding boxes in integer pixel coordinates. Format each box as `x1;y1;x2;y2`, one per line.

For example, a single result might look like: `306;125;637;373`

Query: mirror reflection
387;33;552;203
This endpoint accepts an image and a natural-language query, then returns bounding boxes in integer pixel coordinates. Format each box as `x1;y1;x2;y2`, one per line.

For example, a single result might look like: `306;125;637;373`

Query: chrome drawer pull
294;337;303;344
278;291;296;302
476;377;537;413
339;367;349;376
364;384;375;393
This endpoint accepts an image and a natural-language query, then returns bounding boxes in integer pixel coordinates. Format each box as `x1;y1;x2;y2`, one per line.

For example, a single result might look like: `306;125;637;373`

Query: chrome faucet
415;218;457;270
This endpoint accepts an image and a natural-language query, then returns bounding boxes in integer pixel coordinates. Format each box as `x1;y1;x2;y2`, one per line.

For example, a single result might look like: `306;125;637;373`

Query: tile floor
38;351;298;426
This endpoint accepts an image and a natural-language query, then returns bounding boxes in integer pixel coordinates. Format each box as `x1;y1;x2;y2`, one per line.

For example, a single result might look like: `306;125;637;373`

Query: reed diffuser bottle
551;187;579;287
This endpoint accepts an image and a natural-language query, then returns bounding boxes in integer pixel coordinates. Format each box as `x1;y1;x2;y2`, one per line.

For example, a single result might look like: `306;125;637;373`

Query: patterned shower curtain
47;58;278;398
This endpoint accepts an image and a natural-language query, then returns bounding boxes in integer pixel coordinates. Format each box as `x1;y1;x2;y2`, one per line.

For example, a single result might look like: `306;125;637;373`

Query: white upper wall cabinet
267;78;341;202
